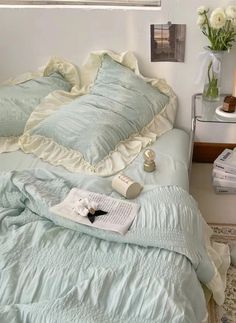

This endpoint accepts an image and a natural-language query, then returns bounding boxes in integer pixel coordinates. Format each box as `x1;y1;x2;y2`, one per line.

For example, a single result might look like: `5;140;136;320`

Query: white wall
1;0;236;142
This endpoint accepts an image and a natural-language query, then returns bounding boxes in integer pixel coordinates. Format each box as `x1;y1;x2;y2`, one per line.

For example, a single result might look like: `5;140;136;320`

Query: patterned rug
208;224;236;323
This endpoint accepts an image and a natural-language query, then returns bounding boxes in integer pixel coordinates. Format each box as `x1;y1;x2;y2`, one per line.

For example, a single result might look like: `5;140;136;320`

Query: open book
50;188;139;235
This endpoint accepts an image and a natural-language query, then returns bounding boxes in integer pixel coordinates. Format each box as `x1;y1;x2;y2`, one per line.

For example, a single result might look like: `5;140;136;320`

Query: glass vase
202;49;225;102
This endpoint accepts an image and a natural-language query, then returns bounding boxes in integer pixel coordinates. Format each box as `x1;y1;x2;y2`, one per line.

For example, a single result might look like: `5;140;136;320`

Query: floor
190;163;236;224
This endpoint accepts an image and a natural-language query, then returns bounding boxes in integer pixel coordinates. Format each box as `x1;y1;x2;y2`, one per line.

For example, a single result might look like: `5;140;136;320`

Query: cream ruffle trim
203;222;231;306
0;137;19;153
19;50;177;176
0;57;80;153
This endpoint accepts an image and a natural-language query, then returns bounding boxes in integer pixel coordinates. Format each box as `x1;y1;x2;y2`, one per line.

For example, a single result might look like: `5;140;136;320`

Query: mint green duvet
0;169;220;322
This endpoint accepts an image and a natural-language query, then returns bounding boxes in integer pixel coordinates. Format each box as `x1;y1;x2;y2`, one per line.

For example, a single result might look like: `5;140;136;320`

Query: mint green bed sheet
0;128;190;191
0;166;213;323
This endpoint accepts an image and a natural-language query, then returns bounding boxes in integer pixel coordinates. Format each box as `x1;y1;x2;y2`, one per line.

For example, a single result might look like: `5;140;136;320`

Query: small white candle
233;69;236;97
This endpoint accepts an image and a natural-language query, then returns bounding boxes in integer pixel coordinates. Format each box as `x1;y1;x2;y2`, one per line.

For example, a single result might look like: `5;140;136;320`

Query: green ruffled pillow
0;72;72;137
20;54;176;176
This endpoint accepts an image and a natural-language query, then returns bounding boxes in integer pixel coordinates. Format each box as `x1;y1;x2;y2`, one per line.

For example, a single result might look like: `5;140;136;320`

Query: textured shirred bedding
0;168;230;323
0;128;231;323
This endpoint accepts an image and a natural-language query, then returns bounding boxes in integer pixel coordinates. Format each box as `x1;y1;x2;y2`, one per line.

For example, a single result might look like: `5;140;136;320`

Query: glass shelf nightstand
191;93;236;163
192;93;236;124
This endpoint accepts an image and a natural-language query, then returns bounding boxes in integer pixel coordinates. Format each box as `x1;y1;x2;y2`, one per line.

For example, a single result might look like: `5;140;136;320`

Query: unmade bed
0;51;230;323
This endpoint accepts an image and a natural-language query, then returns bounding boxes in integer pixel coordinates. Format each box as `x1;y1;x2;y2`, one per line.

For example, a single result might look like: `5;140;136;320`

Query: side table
191;93;236;163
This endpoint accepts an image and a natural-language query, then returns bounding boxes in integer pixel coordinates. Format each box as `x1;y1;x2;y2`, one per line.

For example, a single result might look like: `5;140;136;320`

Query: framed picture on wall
150;23;186;62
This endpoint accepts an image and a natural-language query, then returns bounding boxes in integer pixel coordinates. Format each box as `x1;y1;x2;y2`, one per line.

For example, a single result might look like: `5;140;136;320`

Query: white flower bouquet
197;5;236;50
197;5;236;100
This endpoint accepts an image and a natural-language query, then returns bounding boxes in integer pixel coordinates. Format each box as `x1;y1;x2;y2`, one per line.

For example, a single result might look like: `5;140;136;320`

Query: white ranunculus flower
226;5;236;19
210;8;226;29
197;15;206;26
197;6;208;15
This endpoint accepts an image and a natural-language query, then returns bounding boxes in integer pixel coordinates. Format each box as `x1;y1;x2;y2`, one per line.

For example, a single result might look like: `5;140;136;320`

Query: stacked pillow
19;53;177;176
19;53;176;176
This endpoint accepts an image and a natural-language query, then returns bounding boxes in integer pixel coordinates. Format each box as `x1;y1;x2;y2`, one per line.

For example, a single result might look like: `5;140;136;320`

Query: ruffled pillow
0;57;80;153
19;51;177;176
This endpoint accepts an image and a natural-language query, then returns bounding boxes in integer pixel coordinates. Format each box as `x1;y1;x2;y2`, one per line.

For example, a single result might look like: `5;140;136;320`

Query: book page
50;188;139;235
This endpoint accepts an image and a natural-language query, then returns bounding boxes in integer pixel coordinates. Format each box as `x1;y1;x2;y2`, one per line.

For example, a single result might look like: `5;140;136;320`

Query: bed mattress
0;128;190;191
